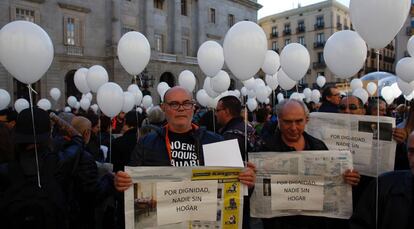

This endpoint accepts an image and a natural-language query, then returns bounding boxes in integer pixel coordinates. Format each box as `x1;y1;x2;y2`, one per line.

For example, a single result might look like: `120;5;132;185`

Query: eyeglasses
165;101;195;110
339;104;360;111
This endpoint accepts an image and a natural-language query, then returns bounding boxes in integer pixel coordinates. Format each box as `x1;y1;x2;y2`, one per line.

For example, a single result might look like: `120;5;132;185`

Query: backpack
0;151;75;229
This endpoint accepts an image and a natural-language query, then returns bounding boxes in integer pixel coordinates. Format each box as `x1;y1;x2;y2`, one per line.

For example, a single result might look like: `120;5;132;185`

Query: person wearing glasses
338;95;366;115
113;87;256;214
318;86;342;113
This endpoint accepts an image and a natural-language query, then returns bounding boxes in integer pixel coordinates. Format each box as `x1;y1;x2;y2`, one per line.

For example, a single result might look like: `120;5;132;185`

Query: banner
124;166;244;229
250;151;353;219
306;112;396;176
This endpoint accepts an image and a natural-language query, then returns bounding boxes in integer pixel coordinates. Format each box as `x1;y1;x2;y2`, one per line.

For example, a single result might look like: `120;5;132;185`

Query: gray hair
276;99;309;118
147;105;165;124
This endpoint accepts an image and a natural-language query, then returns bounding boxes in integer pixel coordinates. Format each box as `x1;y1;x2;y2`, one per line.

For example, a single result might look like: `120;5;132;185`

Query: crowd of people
0;85;413;229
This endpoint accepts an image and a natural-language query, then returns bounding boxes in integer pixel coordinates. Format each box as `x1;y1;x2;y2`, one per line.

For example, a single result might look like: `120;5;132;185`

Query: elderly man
261;99;360;229
114;87;256;224
338;95;366;115
318;86;341;113
351;130;414;229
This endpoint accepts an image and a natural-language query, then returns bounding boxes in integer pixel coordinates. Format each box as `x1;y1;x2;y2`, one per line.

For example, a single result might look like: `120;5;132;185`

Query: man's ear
160;103;167;112
306;116;309;123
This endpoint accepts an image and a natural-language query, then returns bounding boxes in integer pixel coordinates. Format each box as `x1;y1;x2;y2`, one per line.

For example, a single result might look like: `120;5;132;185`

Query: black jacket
262;129;328;152
111;128;138;172
318;101;339;113
350;171;413;229
129;126;223;166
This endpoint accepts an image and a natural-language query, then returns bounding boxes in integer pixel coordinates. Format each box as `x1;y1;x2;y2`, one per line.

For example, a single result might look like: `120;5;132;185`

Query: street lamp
136;68;154;96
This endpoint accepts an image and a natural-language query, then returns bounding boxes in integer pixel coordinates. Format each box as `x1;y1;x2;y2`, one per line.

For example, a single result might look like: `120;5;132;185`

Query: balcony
65;45;83;56
314;22;325;30
272;48;279;53
283;29;291;36
270;32;278;38
313;61;326;69
296;26;306;33
153;52;177;62
344;25;349;30
336;23;342;30
313;42;325;49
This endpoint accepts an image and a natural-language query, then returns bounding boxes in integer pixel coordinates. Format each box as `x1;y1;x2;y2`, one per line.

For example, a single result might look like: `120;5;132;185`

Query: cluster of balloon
396;36;414;101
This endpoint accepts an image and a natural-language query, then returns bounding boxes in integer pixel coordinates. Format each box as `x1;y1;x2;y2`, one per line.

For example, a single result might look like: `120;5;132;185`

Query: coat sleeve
349;179;377;229
129;137;145;166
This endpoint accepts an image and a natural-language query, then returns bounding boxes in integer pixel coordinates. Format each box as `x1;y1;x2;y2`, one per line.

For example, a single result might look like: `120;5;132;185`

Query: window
317;52;324;63
209;8;216;23
297;20;305;31
298;36;305;46
337;15;341;24
182;38;189;56
272;41;278;51
65;17;75;45
121;27;134;36
15;8;35;22
283;23;291;35
228;14;235;27
272;26;277;35
284;39;290;46
316;33;325;43
318;72;325;76
344;18;349;29
155;34;163;52
316;15;324;25
154;0;163;10
181;0;187;16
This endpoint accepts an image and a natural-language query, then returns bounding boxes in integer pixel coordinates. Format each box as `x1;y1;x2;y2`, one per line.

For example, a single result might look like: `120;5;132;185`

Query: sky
257;0;350;19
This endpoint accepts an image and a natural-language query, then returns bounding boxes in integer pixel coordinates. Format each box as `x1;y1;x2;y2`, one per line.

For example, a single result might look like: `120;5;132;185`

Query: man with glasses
0;107;17;132
114;86;256;196
318;86;341;113
338;95;366;115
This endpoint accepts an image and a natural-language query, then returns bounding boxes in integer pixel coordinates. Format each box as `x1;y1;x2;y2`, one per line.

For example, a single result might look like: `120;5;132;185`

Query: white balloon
280;43;310;81
117;31;150;75
80;98;90;111
223;21;267;81
246;98;258;111
241;87;248;96
203;77;219;98
265;73;279;90
396;57;414;83
350;0;411;49
178;70;196;92
196;89;210;107
277;93;285;103
86;65;109;93
90;104;99;114
324;30;367;79
390;82;402;99
67;96;77;108
290;92;302;101
408;35;414;57
74;101;80;110
385;98;394;105
85;92;93;102
0;89;10;110
381;86;394;101
142;95;153;109
255;78;266;87
233;90;241;98
256;85;269;103
366;82;378;96
37;98;51;111
211;70;230;93
97;82;124;118
350;78;363;91
136;107;143;114
122;91;135;113
352;88;369;104
14;98;29;113
247;89;256;99
64;106;72;113
316;76;326;88
74;68;90;94
0;21;53;84
311;89;321;103
197;41;224;77
303;88;312;99
157;82;170;100
127;84;143;105
277;69;296;90
49;88;61;101
397;78;414;96
262;50;280;75
265;98;270;104
405;94;413;101
243;78;256;90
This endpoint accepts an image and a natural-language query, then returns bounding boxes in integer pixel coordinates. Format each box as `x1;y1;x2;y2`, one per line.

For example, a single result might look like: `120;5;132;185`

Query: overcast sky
257;0;350;19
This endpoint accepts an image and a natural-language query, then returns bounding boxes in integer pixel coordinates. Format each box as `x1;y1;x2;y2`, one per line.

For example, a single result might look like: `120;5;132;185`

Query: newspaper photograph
124;166;244;229
306;112;396;177
249;151;353;219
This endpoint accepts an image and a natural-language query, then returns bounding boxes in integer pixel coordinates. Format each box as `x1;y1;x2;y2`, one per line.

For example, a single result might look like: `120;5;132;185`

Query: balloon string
244;105;248;162
27;84;38;95
27;84;42;188
212;109;216;133
109;121;112;163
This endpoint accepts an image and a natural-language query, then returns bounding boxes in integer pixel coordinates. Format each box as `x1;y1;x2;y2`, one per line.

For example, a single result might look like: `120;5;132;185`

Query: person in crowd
112;112;125;134
367;98;387;116
338;95;366;115
99;115;113;161
253;108;269;136
114;87;256;215
393;104;407;125
139;105;166;137
318;86;341;113
392;101;414;170
0;107;17;132
0;123;13;163
350;130;414;229
261;99;360;229
198;109;220;132
84;112;104;162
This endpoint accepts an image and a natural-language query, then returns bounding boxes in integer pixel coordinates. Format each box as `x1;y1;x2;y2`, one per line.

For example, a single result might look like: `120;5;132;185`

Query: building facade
395;0;414;62
258;0;395;90
0;0;261;106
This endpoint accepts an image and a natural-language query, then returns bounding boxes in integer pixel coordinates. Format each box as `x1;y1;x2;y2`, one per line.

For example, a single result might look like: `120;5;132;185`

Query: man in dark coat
318;85;341;113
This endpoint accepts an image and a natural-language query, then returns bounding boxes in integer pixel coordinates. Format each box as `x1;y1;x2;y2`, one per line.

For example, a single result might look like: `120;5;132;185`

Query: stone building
258;0;395;90
0;0;261;106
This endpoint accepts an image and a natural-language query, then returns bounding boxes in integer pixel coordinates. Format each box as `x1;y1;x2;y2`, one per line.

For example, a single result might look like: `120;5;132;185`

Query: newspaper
306;112;396;177
250;151;353;219
125;166;244;229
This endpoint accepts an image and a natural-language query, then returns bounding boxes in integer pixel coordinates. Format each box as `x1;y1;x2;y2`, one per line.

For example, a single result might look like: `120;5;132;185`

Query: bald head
71;116;92;143
276;99;309;118
163;86;192;103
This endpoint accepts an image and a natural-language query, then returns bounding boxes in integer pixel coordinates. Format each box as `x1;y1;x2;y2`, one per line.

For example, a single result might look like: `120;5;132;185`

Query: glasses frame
165;101;195;110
